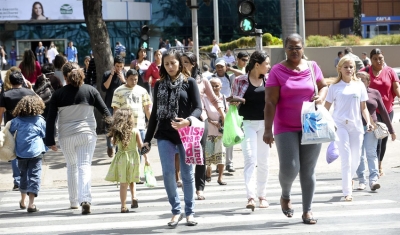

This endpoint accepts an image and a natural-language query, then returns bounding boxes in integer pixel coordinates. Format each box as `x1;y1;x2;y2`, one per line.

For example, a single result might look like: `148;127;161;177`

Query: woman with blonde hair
324;56;372;202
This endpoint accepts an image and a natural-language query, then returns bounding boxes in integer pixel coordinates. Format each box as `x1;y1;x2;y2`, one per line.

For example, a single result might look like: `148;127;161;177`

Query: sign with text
178;117;205;165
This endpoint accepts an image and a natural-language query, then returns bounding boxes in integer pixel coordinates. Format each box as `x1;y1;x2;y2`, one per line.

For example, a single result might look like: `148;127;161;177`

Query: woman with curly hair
10;95;47;213
105;108;149;213
46;62;111;214
19;49;41;84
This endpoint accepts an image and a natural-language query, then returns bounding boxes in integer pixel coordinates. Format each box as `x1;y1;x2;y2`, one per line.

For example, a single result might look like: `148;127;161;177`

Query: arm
101;71;114;91
263;86;279;147
227;66;245;77
324;101;332;111
136;131;149;164
376;92;396;139
202;78;225;122
93;89;112;117
144;82;160;144
45;93;58;148
392;81;400;98
0;107;4;126
313;78;328;104
74;48;78;63
361;101;373;131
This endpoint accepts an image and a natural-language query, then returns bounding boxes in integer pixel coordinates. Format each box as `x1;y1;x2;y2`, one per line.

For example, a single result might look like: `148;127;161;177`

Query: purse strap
307;61;318;96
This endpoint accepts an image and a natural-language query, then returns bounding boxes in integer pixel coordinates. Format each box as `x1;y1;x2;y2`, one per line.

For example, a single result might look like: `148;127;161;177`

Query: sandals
259;197;269;208
205;177;211;183
344;195;353;202
121;207;130;213
168;213;184;228
280;196;294;218
27;205;39;213
246;198;256;212
19;201;26;209
302;215;318;224
131;198;138;208
196;191;205;200
217;180;227;185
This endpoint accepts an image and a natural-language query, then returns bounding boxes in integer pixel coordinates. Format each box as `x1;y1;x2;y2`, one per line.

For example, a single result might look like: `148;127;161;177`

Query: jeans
12;159;20;187
106;107;114;149
18;157;42;197
356;129;379;186
9;59;16;67
241;120;270;199
157;139;195;216
37;55;44;65
377;111;393;161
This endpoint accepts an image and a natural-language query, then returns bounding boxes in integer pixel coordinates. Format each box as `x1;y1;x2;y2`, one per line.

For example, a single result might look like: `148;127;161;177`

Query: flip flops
27;205;39;213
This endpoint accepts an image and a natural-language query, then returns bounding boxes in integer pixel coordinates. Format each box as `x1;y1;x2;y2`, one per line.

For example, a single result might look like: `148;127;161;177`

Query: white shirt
47;48;59;64
223;55;235;64
211;44;220;54
325;80;368;132
208;73;235;97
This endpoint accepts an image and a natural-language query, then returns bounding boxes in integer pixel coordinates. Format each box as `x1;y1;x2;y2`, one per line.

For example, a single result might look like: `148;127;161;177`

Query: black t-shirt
0;87;37;123
101;70;126;108
239;79;265;120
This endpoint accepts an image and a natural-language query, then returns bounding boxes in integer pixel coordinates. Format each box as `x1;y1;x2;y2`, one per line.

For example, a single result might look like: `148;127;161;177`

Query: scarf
157;74;184;120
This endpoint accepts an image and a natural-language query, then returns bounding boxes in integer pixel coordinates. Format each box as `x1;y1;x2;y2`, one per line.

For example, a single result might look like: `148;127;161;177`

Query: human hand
141;143;151;155
262;130;274;148
312;95;323;105
50;145;58;151
144;158;150;166
391;133;396;141
366;123;374;132
110;68;115;76
171;117;190;130
226;96;245;103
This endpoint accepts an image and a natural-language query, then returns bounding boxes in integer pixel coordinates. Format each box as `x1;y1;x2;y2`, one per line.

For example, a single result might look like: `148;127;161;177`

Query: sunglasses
241;58;249;62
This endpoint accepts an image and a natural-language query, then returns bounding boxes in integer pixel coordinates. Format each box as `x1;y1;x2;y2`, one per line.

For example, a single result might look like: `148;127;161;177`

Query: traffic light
238;0;256;35
139;25;150;49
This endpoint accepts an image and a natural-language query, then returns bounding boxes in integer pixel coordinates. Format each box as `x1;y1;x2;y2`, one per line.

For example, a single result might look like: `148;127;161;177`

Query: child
9;95;47;213
204;78;228;185
105;108;148;213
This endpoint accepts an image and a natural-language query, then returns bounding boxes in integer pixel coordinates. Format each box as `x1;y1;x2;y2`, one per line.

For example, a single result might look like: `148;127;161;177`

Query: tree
353;0;362;37
82;0;113;133
280;0;297;47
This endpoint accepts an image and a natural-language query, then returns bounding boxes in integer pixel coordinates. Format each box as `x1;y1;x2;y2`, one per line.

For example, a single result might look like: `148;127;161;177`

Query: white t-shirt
208;73;235;97
223;55;235;64
325;80;368;132
211;44;220;54
47;48;59;64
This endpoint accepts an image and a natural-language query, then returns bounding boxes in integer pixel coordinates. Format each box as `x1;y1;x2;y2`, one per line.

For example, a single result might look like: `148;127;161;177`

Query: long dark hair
159;49;190;81
182;52;201;79
20;50;36;78
31;2;45;19
370;48;383;59
245;51;269;74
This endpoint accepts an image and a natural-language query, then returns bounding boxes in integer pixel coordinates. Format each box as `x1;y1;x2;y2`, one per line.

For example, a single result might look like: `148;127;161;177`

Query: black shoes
12;185;19;191
81;202;91;215
226;165;236;172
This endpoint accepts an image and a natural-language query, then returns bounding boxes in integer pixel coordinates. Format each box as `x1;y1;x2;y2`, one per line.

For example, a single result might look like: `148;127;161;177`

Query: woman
356;71;396;191
19;50;41;84
144;49;162;99
53;55;67;86
264;33;328;224
31;2;49;20
46;62;111;214
143;50;202;227
231;51;271;211
130;47;151;94
1;67;32;94
325;57;372;202
83;56;91;79
181;52;225;200
360;48;400;176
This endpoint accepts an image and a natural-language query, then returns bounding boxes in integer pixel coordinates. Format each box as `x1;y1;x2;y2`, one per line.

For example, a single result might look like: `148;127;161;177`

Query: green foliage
306;35;335;47
370;35;400;45
331;34;345;41
341;35;362;46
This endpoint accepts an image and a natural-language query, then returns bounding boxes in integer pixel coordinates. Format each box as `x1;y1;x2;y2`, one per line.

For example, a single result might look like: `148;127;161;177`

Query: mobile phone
140;146;150;155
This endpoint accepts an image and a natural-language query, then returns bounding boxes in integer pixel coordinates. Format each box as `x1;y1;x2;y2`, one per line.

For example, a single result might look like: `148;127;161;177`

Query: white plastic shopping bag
301;101;337;145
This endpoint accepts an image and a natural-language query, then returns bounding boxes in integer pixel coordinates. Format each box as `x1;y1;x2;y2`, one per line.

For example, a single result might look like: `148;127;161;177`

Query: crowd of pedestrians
1;34;399;229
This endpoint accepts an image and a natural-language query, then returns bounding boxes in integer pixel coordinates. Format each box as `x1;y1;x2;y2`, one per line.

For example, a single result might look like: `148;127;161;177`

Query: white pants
59;133;97;206
335;122;363;196
241;120;270;199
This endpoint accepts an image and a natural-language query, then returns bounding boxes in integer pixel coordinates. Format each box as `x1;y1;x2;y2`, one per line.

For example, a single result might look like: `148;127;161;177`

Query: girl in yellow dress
105;108;148;213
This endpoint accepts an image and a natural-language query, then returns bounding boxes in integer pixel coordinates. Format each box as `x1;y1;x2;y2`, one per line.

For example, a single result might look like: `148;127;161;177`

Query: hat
215;58;226;66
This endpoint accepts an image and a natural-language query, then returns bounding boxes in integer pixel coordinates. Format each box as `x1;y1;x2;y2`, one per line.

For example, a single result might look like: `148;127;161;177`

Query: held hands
142;142;151;155
262;130;274;148
171;117;190;130
50;145;58;151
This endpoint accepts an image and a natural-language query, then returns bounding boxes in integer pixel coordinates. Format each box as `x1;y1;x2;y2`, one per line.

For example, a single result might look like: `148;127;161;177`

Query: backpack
33;75;55;104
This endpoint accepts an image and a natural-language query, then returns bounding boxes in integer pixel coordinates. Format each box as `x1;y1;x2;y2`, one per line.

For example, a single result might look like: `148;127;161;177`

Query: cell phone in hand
140;146;150;155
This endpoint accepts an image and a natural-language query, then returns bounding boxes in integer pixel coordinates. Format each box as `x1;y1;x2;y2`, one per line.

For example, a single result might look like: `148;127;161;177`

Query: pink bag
177;116;205;165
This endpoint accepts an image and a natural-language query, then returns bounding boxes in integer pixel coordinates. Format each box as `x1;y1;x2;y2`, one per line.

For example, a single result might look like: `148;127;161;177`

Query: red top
144;62;160;88
19;61;41;84
361;66;399;114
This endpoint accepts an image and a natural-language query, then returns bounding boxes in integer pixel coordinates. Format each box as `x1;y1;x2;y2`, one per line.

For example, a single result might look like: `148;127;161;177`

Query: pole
191;0;199;65
147;47;153;62
255;29;263;52
213;0;219;43
299;0;306;45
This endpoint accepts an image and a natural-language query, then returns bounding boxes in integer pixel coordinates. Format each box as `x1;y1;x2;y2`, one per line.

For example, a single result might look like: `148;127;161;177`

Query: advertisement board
0;0;84;21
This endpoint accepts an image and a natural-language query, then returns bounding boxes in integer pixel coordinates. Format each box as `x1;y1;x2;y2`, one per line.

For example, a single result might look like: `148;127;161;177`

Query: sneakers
357;183;366;190
81;202;91;215
12;185;19;191
107;147;114;158
370;182;381;191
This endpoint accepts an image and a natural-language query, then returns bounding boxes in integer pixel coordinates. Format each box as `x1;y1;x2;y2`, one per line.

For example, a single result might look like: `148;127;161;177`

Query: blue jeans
18;157;42;196
37;55;44;65
157;139;195;216
106;107;114;149
9;59;16;67
356;130;379;186
12;159;20;187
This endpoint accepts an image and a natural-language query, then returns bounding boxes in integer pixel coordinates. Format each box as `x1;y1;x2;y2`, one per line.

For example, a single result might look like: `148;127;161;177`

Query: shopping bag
144;165;157;187
301;101;337;145
0;121;16;162
222;105;244;147
177;116;205;165
326;141;339;164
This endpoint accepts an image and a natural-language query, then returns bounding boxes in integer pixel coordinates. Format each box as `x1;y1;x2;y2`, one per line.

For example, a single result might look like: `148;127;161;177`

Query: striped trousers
59;133;97;207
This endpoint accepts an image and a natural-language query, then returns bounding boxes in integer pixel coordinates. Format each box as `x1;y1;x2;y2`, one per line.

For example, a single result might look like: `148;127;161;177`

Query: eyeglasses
241;58;249;62
286;47;303;51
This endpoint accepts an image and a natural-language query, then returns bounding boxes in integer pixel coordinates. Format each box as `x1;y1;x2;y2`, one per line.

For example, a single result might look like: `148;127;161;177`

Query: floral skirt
205;135;226;166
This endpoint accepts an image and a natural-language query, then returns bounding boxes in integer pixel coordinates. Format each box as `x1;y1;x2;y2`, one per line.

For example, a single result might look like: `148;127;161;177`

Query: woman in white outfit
324;57;373;201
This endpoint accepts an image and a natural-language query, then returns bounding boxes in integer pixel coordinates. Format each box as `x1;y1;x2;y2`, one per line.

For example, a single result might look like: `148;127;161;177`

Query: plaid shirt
232;74;268;98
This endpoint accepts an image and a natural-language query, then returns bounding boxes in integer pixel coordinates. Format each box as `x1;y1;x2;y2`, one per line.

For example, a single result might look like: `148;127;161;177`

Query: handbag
301;61;337;145
0;121;16;162
370;116;389;139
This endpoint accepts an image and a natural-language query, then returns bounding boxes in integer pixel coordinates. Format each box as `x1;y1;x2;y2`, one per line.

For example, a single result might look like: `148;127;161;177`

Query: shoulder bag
370;115;390;139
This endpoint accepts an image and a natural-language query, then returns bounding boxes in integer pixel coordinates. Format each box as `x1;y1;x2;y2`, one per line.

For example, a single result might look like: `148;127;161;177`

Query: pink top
144;62;160;88
19;61;41;84
203;93;227;136
266;61;323;135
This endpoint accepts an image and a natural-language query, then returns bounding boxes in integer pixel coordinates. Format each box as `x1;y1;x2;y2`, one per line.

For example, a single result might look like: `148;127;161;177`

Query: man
210;39;221;71
343;47;364;72
9;46;17;67
101;56;126;158
35;41;45;65
209;58;236;172
187;37;194;51
47;43;59;64
230;51;248;77
361;52;371;66
223;50;236;65
65;41;78;63
165;39;171;50
0;71;37;191
158;38;164;49
334;51;343;68
202;64;213;79
114;42;126;58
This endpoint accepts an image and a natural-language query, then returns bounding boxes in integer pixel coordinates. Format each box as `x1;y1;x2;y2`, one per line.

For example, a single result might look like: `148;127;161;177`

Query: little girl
9;95;47;213
105;108;148;213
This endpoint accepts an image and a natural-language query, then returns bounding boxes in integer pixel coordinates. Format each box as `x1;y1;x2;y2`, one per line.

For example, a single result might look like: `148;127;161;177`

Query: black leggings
376;111;394;162
195;119;208;191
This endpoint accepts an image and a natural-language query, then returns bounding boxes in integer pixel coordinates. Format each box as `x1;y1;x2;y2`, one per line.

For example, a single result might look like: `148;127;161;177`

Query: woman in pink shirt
19;49;41;84
264;33;327;225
